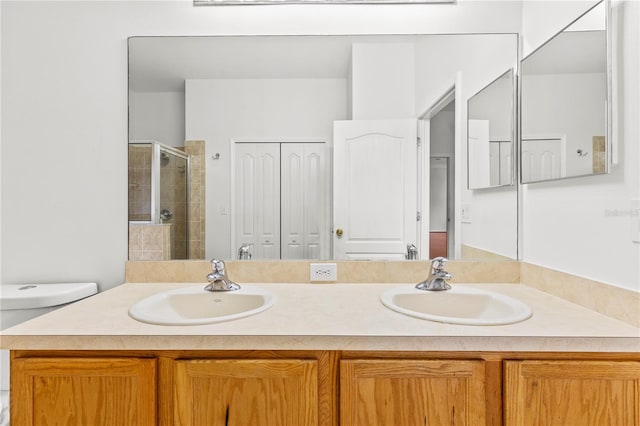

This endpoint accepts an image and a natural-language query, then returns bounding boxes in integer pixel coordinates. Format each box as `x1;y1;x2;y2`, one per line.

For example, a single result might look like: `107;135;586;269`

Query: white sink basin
129;285;275;326
380;285;532;326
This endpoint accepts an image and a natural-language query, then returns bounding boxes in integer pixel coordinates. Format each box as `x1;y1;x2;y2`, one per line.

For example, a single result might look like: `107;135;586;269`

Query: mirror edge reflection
466;67;517;190
519;0;611;185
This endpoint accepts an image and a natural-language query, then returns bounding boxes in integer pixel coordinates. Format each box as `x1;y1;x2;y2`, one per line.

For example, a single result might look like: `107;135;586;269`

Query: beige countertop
1;283;638;352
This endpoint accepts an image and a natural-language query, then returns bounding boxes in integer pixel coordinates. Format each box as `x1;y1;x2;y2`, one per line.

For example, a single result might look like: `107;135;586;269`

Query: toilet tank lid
0;282;98;310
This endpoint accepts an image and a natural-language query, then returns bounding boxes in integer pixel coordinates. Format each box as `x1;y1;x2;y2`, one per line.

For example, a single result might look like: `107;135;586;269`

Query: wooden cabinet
504;360;640;426
173;358;318;426
11;352;640;426
11;357;156;426
340;359;486;426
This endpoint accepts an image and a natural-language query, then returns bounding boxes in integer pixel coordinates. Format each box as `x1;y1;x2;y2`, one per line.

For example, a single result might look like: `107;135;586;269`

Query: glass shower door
159;148;189;259
129;141;190;260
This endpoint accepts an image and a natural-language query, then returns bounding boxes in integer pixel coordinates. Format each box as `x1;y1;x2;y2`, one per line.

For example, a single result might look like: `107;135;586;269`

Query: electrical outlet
310;263;338;281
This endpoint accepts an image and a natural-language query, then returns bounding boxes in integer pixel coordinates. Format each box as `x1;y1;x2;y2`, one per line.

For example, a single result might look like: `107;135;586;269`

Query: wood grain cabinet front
340;359;487;426
172;358;319;426
11;357;157;426
504;360;640;426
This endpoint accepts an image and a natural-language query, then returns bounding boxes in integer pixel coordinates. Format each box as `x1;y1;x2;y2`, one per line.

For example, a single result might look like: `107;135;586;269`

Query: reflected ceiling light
195;0;453;5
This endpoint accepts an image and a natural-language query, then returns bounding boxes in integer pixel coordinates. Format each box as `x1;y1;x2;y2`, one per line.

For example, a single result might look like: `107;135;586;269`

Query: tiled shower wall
128;141;205;260
128;145;152;221
592;136;606;174
160;151;188;259
185;140;206;259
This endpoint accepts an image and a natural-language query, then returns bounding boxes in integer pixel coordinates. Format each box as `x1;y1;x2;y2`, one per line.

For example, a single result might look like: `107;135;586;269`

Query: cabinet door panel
504;360;640;426
174;359;318;426
340;359;486;426
12;357;156;426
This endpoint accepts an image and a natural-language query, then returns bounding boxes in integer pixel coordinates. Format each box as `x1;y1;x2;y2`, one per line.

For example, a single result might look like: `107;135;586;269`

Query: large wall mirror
520;0;609;183
467;69;515;189
128;34;518;262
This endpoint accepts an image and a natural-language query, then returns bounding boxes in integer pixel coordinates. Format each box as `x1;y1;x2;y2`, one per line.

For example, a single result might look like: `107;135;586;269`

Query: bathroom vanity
3;282;639;426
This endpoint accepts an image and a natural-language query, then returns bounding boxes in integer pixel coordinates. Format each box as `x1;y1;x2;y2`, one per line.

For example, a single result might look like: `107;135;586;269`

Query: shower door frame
129;140;191;259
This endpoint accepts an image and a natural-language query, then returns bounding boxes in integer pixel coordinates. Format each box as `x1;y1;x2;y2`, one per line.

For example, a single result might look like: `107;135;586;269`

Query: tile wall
128;224;171;261
185;140;206;259
128;145;152;221
592;135;606;174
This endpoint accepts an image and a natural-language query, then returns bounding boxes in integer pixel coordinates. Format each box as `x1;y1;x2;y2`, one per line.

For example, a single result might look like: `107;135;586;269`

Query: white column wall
351;43;415;119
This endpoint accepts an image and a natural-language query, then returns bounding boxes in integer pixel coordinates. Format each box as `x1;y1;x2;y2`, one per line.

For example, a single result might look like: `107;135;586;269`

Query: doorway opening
420;87;456;259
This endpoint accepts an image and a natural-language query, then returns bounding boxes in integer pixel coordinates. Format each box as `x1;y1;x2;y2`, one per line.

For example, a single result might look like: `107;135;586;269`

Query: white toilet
0;282;98;425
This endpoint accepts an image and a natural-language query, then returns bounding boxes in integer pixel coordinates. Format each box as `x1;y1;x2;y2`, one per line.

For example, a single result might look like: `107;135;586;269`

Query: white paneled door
468;119;491;189
521;137;565;182
333;119;417;260
281;143;327;259
235;142;328;260
235;143;281;259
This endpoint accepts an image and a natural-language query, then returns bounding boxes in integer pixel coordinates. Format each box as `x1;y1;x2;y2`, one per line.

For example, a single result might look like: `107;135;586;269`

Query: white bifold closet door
281;143;327;260
235;143;281;259
235;142;327;260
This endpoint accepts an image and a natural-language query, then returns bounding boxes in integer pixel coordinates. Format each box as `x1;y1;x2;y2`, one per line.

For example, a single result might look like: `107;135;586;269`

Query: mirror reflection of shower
128;141;190;260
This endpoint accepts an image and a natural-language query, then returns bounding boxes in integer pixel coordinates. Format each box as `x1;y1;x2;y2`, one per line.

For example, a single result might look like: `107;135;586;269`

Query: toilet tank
0;282;98;393
1;282;98;330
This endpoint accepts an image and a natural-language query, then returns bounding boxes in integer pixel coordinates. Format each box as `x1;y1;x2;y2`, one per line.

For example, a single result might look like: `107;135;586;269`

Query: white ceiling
522;30;606;75
130;30;606;93
129;35;426;92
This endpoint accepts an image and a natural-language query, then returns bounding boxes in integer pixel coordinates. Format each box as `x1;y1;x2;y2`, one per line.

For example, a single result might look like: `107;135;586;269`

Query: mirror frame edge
466;67;518;191
518;0;612;185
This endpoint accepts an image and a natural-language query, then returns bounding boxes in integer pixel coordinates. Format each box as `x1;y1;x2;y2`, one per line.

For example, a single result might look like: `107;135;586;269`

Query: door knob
160;209;173;221
336;228;344;237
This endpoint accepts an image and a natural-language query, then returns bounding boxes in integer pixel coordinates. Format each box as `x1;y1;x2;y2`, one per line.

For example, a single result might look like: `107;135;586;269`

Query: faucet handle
206;259;240;292
430;257;448;272
210;259;226;274
238;244;253;260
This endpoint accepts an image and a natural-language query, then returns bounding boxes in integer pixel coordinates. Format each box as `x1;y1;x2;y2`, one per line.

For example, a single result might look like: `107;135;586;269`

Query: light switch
461;204;472;224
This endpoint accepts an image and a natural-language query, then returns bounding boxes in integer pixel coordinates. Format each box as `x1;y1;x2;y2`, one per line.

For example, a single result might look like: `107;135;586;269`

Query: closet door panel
235;143;280;259
281;146;305;259
281;143;327;260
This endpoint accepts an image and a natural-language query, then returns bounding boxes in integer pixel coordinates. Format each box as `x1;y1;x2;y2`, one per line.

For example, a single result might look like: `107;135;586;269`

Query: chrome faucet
238;243;253;260
205;259;240;292
406;243;418;260
416;257;452;291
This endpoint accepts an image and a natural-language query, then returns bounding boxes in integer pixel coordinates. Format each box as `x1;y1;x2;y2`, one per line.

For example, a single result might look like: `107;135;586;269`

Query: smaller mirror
467;69;515;189
520;0;608;183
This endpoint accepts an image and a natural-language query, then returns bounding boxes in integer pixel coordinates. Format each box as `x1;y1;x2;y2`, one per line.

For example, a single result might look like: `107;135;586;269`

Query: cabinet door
174;358;318;426
340;359;486;426
11;357;156;426
504;360;640;426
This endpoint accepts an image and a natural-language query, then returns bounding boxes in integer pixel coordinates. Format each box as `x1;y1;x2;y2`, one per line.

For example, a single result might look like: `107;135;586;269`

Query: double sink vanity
3;259;639;426
129;259;532;327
